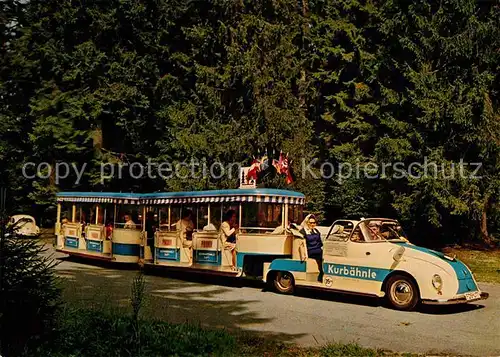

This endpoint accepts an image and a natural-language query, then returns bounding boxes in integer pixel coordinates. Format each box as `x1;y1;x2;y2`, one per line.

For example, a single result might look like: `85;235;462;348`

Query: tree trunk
49;162;55;187
480;195;493;246
301;0;308;16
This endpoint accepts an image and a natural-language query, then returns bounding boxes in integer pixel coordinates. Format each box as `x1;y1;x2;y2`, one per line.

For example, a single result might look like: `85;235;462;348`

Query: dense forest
1;0;499;246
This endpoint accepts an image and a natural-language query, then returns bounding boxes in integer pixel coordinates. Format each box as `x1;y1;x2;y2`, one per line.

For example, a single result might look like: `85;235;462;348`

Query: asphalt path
47;246;500;356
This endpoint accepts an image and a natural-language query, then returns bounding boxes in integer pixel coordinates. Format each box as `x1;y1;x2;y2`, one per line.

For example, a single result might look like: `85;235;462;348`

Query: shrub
0;217;61;356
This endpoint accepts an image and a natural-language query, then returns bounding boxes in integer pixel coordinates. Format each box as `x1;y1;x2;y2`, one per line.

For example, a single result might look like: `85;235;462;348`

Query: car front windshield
361;220;408;241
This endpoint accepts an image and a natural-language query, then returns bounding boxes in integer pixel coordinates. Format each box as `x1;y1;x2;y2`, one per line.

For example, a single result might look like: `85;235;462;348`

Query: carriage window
210;204;223;230
89;204;107;225
197;204;209;230
242;203;283;231
116;204;142;230
182;205;195;220
144;207;158;236
158;207;170;231
103;204;115;228
98;204;110;225
169;205;181;232
60;203;72;222
75;203;93;224
221;203;240;230
288;205;303;225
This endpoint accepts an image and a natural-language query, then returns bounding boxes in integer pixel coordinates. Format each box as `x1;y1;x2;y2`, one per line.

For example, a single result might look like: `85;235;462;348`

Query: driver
367;222;382;240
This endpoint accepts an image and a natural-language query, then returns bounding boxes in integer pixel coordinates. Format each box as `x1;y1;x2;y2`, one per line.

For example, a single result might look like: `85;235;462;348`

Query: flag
246;158;261;181
282;153;293;184
272;159;280;172
273;150;284;173
281;152;289;172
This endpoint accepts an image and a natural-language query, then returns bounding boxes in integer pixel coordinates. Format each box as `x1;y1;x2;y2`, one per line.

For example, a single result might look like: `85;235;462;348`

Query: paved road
47;247;500;356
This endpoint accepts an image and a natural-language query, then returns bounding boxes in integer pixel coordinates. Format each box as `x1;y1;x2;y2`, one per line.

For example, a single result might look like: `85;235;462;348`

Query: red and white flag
283;153;293;184
246;158;261;181
273;151;284;174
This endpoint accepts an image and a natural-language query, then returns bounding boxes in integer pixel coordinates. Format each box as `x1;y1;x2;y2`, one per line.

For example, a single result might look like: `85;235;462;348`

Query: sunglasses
308;221;317;224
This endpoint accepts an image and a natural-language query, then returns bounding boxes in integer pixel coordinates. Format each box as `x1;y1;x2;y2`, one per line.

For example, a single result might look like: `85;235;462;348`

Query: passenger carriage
141;189;305;277
55;192;144;263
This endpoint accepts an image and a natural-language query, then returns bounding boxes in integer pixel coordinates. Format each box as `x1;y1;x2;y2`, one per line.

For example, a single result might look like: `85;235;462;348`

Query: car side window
350;227;366;242
326;222;353;242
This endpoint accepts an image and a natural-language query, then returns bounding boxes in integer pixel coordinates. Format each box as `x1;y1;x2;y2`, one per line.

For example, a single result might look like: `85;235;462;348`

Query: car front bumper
422;291;489;305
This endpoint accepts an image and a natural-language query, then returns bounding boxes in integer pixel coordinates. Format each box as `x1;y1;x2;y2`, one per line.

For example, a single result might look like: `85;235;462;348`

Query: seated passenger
60;217;69;235
176;210;194;245
105;221;113;239
124;215;136;229
220;210;238;270
202;215;217;231
203;222;217;231
270;225;284;234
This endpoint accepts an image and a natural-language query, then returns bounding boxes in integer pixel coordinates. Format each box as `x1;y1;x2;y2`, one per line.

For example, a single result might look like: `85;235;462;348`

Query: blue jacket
300;228;323;256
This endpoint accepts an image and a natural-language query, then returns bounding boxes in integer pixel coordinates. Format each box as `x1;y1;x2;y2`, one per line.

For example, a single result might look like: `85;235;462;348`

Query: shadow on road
55;254;487;316
57;255;139;270
56;263;307;344
417;303;485;315
292;287;382;308
291;287;487;315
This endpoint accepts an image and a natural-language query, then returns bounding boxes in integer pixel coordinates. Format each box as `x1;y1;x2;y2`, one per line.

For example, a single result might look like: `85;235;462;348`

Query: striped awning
57;195;304;205
56;197;141;204
144;195;304;205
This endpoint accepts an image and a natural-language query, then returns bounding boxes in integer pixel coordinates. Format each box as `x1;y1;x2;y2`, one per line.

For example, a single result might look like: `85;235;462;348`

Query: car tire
273;271;295;295
385;274;419;311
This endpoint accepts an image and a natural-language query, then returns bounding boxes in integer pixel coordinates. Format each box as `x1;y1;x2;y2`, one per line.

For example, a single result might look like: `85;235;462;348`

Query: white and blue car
263;218;489;310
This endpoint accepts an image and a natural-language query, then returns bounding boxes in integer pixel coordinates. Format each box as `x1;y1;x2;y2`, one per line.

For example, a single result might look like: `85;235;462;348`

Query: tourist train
54;188;488;311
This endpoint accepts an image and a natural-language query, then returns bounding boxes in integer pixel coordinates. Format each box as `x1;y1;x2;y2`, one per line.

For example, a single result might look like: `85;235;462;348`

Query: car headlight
432;274;443;291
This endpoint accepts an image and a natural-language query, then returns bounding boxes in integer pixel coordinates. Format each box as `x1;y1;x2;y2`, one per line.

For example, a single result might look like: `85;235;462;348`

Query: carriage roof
56;188;305;205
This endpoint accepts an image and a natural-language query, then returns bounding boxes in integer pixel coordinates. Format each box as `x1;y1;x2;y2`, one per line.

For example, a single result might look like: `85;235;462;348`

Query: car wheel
273;271;295;294
385;274;419;311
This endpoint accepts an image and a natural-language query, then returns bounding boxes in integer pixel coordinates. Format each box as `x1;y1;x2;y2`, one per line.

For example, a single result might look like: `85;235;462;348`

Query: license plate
465;291;481;301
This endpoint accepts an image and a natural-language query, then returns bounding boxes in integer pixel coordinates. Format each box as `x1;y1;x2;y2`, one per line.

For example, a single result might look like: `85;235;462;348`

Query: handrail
240;226;277;231
114;223;143;229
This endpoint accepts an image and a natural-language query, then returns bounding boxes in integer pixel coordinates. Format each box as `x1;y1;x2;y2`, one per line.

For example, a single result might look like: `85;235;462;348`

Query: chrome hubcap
391;280;413;305
277;273;292;290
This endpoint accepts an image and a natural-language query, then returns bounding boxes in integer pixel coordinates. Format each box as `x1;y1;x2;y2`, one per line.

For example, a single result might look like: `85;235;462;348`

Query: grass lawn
31;306;421;357
443;248;500;284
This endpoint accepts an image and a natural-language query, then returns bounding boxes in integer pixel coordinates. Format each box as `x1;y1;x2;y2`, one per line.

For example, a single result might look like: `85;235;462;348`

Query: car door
321;220;357;291
323;221;394;295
